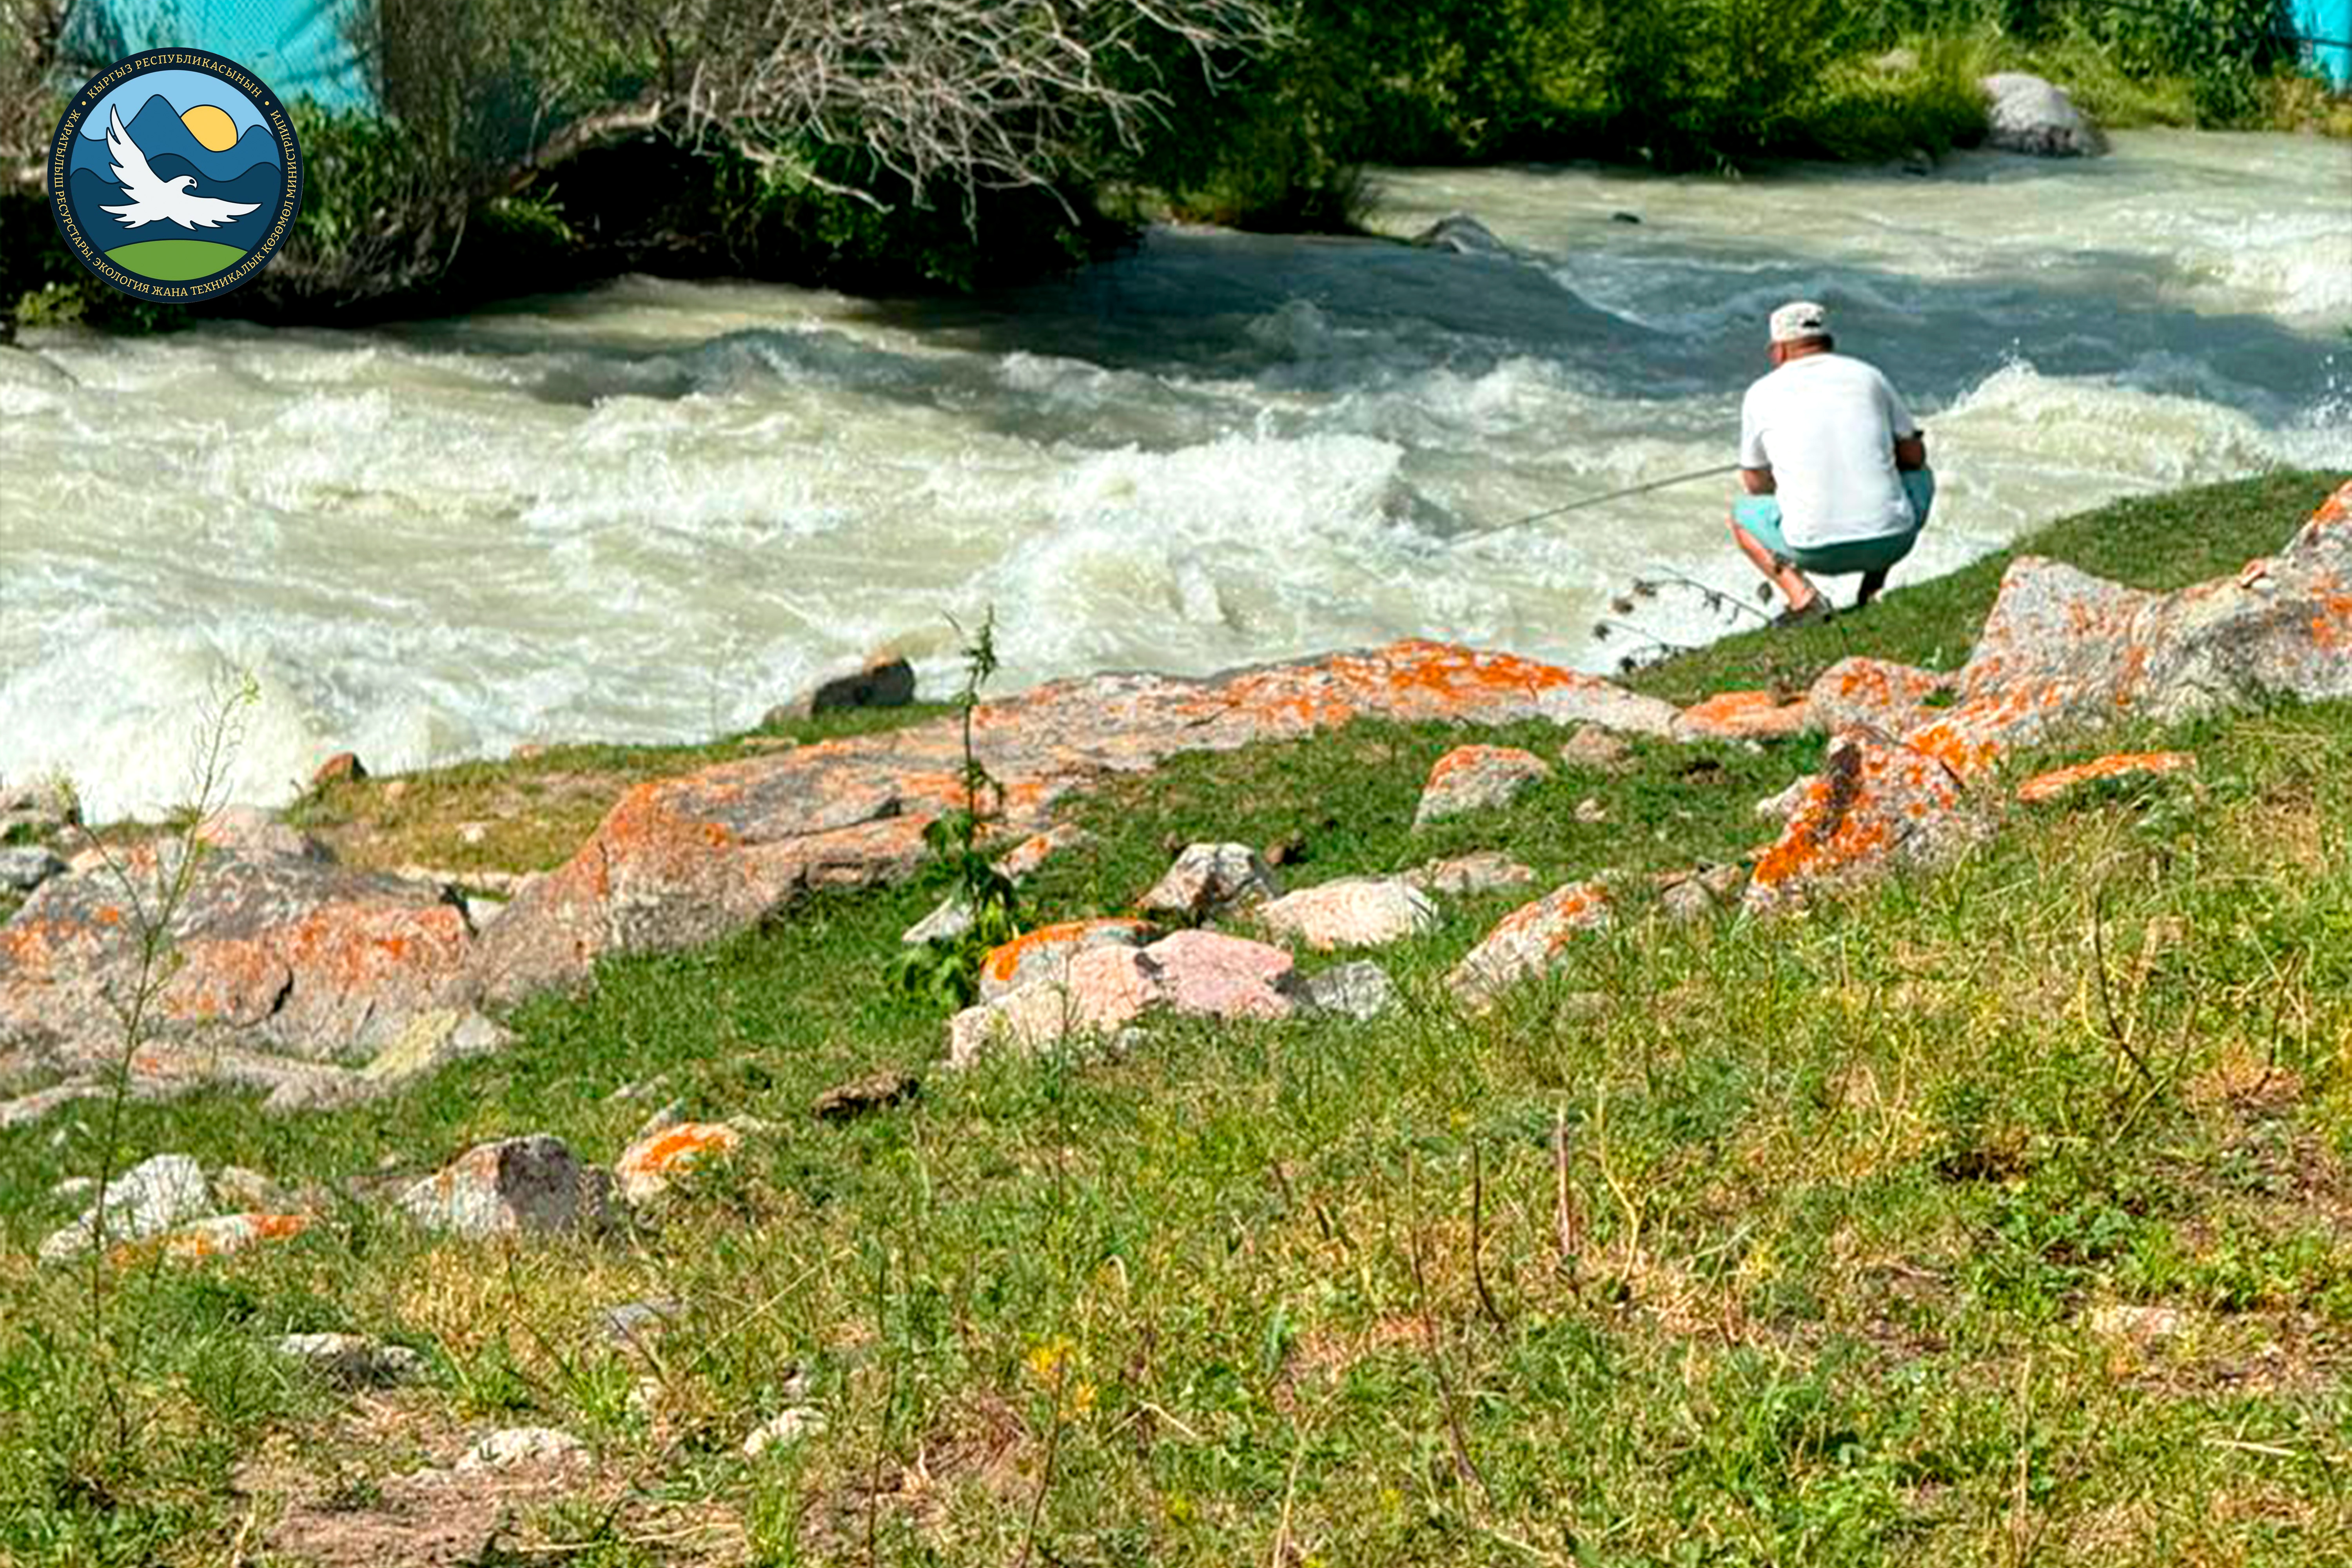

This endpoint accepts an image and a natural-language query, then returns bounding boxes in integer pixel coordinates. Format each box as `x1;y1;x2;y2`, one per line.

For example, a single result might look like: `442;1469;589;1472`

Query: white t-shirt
1737;352;1920;547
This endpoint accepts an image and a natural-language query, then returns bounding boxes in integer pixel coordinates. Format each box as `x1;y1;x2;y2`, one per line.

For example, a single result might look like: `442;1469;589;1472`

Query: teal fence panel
65;0;377;112
2294;0;2350;83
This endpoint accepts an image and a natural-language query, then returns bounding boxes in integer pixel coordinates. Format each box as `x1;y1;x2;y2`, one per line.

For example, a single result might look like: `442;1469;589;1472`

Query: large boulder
1142;929;1299;1022
1981;73;2107;157
0;833;478;1077
466;641;1667;1007
947;929;1299;1066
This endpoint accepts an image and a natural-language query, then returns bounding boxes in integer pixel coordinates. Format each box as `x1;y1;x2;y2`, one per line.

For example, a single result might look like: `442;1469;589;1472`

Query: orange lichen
620;1122;740;1180
981;918;1153;986
1678;690;1812;739
1425;744;1546;785
2016;751;2195;805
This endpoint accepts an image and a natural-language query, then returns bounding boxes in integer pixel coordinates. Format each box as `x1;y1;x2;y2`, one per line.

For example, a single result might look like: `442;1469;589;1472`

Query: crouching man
1731;300;1933;625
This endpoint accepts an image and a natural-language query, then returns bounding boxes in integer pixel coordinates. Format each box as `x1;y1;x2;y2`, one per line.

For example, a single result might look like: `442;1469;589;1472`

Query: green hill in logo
103;238;249;280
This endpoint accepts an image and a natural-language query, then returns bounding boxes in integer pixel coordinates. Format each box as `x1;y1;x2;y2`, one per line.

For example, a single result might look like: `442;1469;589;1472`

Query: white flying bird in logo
98;105;261;230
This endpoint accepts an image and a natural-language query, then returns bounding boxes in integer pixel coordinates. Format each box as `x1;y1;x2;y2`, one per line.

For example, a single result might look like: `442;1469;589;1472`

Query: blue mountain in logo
70;94;279;186
73;151;281;255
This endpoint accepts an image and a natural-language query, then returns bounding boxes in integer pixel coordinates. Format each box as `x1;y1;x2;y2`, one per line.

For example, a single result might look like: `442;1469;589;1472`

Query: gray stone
398;1134;614;1240
38;1152;212;1263
1297;960;1400;1022
0;847;64;893
1982;73;2107;158
765;653;917;727
1138;843;1283;922
900;892;975;946
1408;213;1510;257
276;1332;427;1387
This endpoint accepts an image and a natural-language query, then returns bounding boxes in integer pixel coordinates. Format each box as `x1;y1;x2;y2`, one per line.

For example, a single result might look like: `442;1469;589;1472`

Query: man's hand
1894;432;1927;472
1739;466;1776;496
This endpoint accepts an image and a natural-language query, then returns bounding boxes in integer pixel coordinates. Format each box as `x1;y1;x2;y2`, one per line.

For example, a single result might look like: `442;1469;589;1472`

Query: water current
3;129;2346;817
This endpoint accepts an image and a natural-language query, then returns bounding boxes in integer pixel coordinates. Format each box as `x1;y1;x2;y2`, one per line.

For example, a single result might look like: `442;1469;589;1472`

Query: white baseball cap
1769;300;1829;343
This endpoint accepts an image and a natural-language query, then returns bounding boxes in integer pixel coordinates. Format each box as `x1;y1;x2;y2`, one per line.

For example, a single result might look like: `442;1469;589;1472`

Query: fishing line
1448;463;1741;545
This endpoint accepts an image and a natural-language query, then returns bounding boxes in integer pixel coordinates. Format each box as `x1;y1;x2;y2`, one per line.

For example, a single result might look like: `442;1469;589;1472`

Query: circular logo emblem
46;49;303;303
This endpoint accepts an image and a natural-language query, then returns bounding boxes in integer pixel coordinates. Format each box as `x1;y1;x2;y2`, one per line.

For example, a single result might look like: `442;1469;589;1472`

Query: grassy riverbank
3;469;2347;1565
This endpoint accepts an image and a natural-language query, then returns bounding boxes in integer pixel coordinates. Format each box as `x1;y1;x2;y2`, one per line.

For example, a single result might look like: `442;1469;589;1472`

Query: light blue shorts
1735;468;1935;575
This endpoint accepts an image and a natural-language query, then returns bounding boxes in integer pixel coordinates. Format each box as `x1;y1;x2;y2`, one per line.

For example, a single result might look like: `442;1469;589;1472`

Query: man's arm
1893;431;1927;472
1740;466;1776;495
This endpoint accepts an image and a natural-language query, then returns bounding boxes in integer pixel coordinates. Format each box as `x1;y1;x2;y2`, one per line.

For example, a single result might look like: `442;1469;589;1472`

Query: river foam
4;130;2346;820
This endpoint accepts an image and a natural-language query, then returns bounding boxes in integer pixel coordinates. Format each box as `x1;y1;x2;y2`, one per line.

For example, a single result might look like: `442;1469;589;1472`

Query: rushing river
4;129;2348;819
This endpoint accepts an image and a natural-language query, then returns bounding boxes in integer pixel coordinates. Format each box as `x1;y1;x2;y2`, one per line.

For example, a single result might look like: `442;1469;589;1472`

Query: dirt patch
238;1399;746;1567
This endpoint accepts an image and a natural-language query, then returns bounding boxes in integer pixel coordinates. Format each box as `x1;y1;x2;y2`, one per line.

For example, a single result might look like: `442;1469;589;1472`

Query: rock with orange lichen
38;1152;211;1263
0;834;480;1082
2016;751;2196;805
1445;879;1612;1009
1414;745;1552;826
139;1211;310;1263
1743;730;1987;916
614;1120;744;1203
948;928;1301;1067
1672;691;1813;741
948;944;1159;1067
978;918;1158;1002
399;1134;614;1239
1911;505;2352;777
1138;844;1282;922
1807;657;1956;735
1256;877;1438;950
466;642;1674;1008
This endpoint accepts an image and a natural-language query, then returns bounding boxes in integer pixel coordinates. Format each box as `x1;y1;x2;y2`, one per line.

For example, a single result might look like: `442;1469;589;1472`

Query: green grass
3;471;2348;1564
100;239;249;282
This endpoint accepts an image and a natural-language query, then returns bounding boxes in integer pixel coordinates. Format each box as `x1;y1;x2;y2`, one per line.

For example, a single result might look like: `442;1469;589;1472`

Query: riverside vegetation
4;0;2347;330
3;468;2349;1564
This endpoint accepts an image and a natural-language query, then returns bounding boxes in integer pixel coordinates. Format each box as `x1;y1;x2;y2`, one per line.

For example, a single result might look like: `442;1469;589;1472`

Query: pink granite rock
1256;878;1439;950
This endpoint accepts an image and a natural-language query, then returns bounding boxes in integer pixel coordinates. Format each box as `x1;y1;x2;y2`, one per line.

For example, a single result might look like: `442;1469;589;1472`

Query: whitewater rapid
3;129;2347;819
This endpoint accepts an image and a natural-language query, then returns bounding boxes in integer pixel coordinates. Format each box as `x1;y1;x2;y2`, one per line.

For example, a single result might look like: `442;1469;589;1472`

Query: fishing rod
1450;462;1740;545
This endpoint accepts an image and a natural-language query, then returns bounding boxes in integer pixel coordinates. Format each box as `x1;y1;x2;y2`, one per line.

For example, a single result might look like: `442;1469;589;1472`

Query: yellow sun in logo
179;103;238;152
